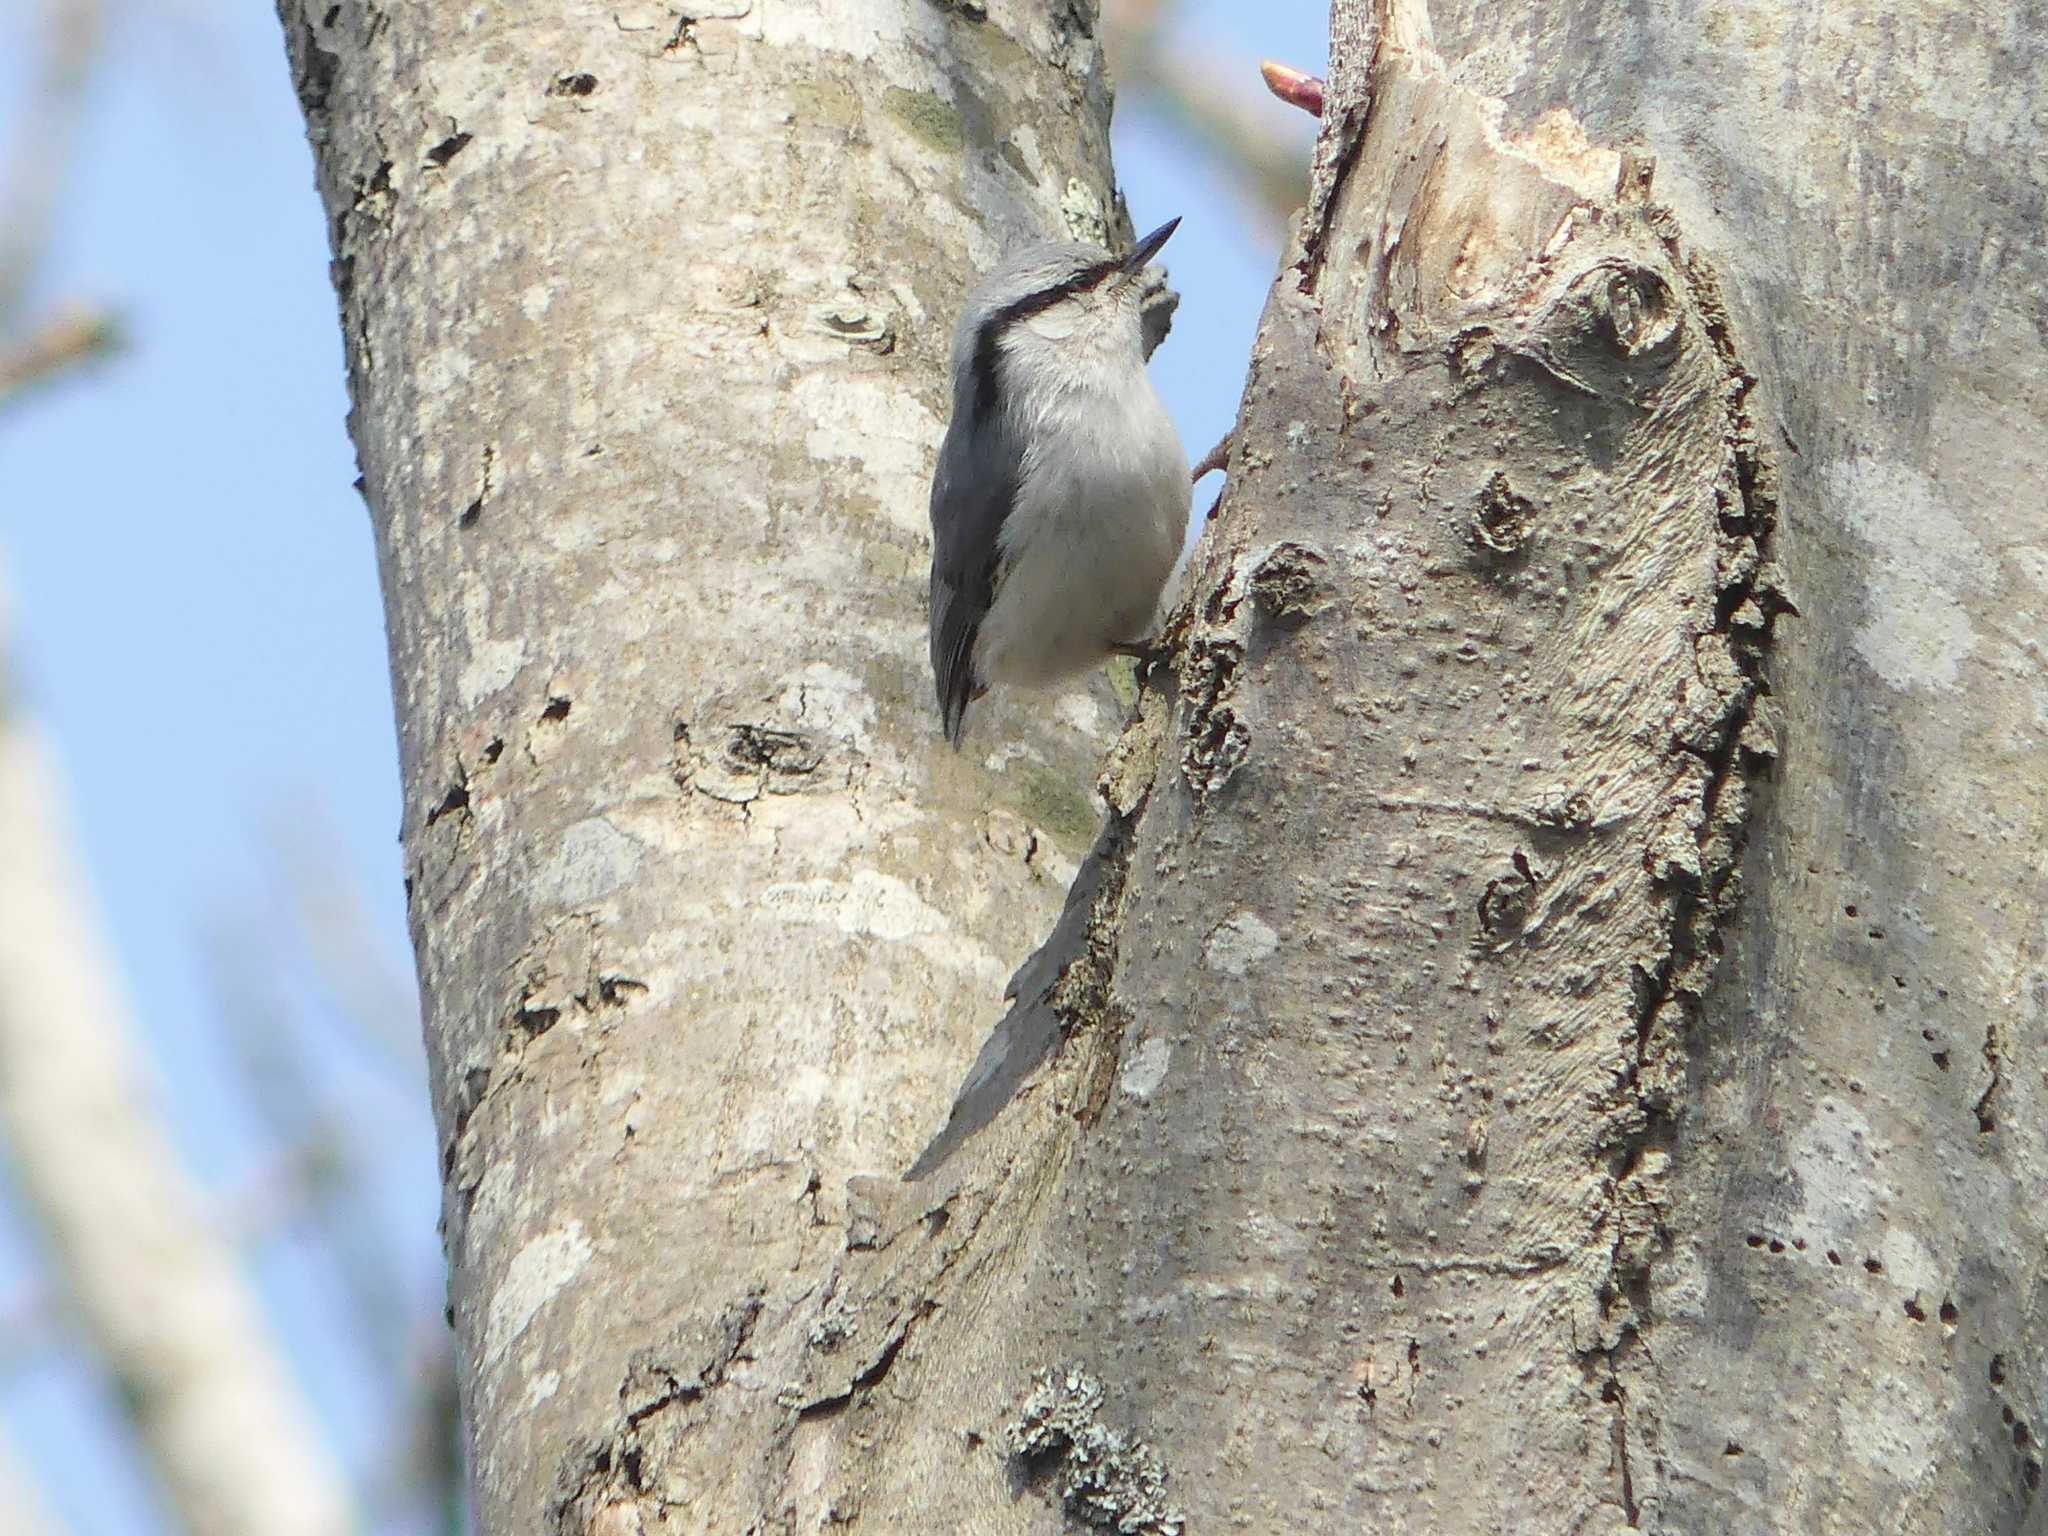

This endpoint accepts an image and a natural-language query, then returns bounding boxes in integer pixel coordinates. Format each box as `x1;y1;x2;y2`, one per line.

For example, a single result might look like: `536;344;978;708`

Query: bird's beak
1121;216;1182;276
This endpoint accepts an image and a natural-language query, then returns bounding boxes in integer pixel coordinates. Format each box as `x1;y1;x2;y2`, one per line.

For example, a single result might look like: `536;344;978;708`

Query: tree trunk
287;0;2048;1530
279;1;1133;1530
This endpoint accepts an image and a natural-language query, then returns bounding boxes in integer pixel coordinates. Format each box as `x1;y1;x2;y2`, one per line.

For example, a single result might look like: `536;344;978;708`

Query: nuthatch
927;218;1189;746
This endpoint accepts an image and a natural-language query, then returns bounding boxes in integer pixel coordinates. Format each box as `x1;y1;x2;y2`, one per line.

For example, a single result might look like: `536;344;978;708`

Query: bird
926;217;1190;747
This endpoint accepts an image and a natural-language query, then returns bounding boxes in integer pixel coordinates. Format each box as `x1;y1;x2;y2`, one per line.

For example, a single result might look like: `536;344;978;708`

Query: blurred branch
1104;0;1313;227
0;591;358;1536
0;302;119;407
0;0;120;409
0;0;103;315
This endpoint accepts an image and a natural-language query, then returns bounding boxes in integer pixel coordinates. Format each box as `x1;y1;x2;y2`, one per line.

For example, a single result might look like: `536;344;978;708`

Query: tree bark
288;0;2048;1530
279;1;1135;1530
904;2;2043;1530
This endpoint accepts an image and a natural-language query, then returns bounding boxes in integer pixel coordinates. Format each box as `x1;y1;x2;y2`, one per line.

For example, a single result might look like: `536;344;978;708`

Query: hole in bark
1940;1299;1959;1325
1470;471;1534;557
1767;1239;1785;1254
1390;1275;1404;1299
1864;1257;1884;1274
550;71;599;96
460;497;482;526
482;738;503;764
426;781;469;827
2006;1406;2018;1426
2027;1459;2041;1492
541;696;572;724
1723;1441;1743;1457
1992;1355;2008;1385
517;1006;560;1037
1903;1297;1927;1322
426;131;472;168
2018;1422;2034;1450
1933;1051;1951;1070
1826;1250;1842;1266
1844;904;1859;917
1746;1234;1765;1248
321;3;339;23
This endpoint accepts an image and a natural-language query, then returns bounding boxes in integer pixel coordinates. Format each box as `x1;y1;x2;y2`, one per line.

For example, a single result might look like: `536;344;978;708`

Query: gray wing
928;402;1021;746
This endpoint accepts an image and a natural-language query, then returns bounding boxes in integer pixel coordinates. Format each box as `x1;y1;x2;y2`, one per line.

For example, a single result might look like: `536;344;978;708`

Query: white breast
974;353;1189;689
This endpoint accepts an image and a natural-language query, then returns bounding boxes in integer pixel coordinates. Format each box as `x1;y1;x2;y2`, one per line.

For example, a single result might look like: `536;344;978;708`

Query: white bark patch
793;376;937;537
761;871;943;941
543;819;644;906
485;1223;593;1366
1824;457;1984;690
780;663;878;754
1788;1097;1882;1245
460;639;527;708
1840;1371;1939;1486
1877;1228;1942;1299
757;871;1000;980
523;1370;562;1409
1202;911;1278;976
1055;689;1107;735
1118;1037;1172;1101
756;1;895;54
1657;1241;1711;1319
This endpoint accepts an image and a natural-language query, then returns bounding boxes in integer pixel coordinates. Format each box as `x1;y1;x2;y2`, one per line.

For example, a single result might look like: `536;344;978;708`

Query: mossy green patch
1104;656;1140;709
882;87;963;155
1010;759;1100;852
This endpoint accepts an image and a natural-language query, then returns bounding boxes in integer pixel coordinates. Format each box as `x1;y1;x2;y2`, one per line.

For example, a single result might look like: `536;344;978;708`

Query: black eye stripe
966;258;1120;422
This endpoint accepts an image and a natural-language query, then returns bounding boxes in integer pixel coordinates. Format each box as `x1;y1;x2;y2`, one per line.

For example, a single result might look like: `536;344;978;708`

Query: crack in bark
793;1300;929;1422
623;1293;763;1430
1602;1372;1639;1527
1561;210;1784;1528
1974;1013;2002;1133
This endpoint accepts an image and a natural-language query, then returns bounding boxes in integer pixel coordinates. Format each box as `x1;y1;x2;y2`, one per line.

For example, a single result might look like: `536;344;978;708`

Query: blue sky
0;3;1324;1530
